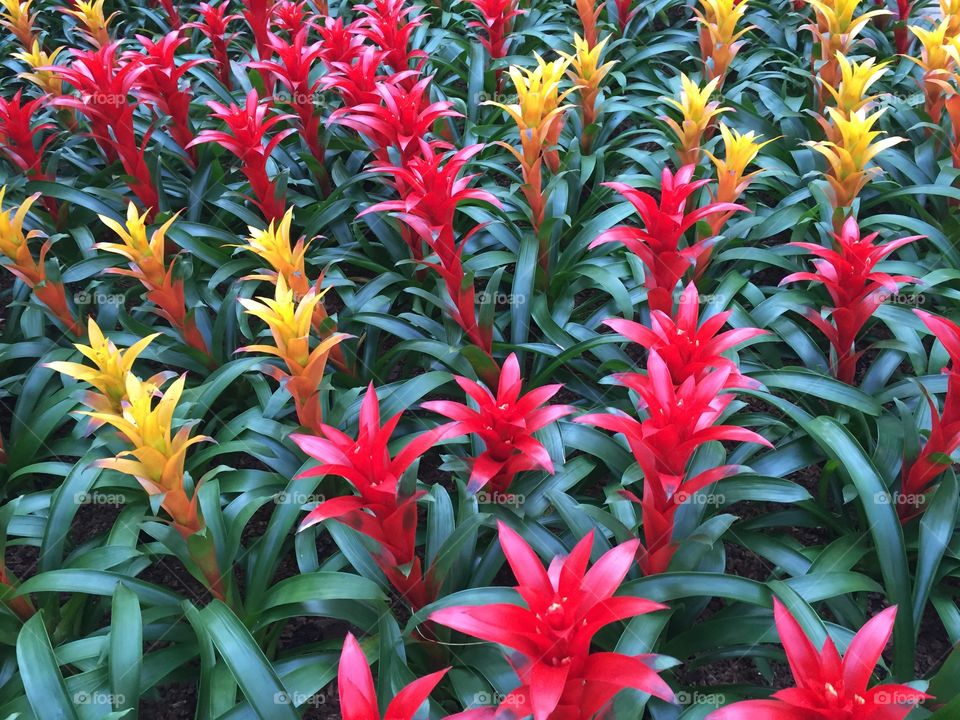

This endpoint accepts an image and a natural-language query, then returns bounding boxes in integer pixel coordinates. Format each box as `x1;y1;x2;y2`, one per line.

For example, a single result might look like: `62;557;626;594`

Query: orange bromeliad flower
805;0;889;105
87;373;225;598
45;317;170;421
661;73;730;165
0;0;36;48
694;0;753;84
0;188;81;335
574;0;602;47
805;107;903;210
909;19;956;123
63;0;118;47
234;209;348;371
703;122;773;240
560;34;616;151
239;276;348;433
97;204;212;359
487;55;576;254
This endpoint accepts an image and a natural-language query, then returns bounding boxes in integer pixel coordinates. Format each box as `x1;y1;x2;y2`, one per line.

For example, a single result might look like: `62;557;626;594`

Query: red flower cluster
900;310;960;521
362;142;500;354
466;0;522;61
430;522;675;720
423;353;575;493
292;384;458;609
191;89;296;221
709;600;927;720
591;164;744;314
185;2;240;89
781;216;920;384
578;282;768;574
49;43;158;212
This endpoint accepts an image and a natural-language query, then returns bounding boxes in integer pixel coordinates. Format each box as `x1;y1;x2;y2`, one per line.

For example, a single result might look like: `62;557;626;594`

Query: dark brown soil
139;682;197;720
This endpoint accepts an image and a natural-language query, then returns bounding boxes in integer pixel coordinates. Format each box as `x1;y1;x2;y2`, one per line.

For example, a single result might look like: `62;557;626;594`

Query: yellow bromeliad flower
806;106;903;208
45;317;168;416
910;19;956;122
661;73;730;164
942;0;960;37
0;0;35;48
88;374;210;535
822;52;889;116
239;276;346;431
234;208;312;297
560;34;616;131
64;0;118;47
488;55;575;167
97;202;176;288
706;122;775;204
806;0;889;53
694;0;754;82
486;55;577;234
0;187;81;334
14;41;64;95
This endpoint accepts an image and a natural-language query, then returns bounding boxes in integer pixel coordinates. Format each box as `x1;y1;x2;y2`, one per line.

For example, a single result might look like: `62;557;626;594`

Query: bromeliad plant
780;216;920;384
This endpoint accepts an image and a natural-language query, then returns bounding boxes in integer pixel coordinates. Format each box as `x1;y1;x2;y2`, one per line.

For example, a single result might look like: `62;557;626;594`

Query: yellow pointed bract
45;317;166;416
805;106;904;208
239;276;347;432
64;0;118;47
0;0;35;47
88;374;210;535
13;41;64;95
909;19;956;122
694;0;753;82
234;208;312;297
661;73;730;164
821;52;889;115
560;34;616;131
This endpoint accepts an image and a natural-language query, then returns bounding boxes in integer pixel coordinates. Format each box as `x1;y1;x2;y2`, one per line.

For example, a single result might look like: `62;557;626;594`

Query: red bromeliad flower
240;0;276;61
128;32;209;162
329;76;460;164
780;216;920;385
48;43;158;212
248;27;326;164
604;281;767;387
611;0;636;34
0;91;54;179
186;2;240;89
270;0;312;35
430;522;676;720
422;353;575;494
189;89;295;221
338;633;450;720
900;310;960;521
894;0;913;55
291;384;459;608
322;46;403;109
577;351;771;574
591;165;745;314
354;0;426;74
466;0;522;61
314;15;365;68
708;600;928;720
361;142;500;355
